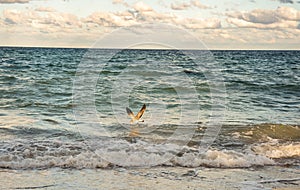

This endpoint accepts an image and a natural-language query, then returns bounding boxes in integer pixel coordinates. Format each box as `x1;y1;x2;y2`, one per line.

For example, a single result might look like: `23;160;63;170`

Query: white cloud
0;0;29;3
112;0;124;4
173;17;221;29
276;6;300;21
226;6;300;29
190;0;211;9
1;1;299;49
112;0;129;7
275;0;294;4
171;2;190;10
227;9;279;24
2;9;32;24
196;27;300;49
84;2;219;29
226;17;298;29
133;1;153;12
2;9;81;31
171;0;211;10
84;11;138;27
35;7;56;12
2;2;220;33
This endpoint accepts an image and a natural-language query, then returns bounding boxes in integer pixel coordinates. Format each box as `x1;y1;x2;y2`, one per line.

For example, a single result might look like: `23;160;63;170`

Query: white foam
252;142;300;159
2;137;298;169
173;150;274;168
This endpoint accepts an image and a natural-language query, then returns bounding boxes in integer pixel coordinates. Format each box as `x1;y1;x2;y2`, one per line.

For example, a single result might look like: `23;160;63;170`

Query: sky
0;0;300;49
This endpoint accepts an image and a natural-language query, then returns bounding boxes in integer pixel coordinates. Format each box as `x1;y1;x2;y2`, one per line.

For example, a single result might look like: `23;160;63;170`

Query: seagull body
126;104;146;124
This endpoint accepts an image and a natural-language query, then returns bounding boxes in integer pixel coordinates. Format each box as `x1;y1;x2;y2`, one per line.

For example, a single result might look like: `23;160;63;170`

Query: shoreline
1;166;299;190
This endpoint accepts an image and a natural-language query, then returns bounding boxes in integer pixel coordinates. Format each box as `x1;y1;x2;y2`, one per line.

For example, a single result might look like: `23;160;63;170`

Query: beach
2;166;300;190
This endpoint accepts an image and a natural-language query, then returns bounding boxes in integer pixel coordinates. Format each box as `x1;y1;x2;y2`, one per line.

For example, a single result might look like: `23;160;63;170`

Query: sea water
0;47;299;169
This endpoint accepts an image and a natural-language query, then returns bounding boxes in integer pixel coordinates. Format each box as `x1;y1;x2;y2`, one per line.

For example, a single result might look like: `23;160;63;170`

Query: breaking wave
0;134;298;169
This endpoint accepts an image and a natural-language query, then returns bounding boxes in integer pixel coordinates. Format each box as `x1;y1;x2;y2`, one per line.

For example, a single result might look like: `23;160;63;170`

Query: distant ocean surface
0;47;299;169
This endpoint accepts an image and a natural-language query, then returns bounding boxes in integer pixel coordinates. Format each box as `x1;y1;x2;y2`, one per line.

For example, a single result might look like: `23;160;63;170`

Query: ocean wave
230;124;300;142
1;135;298;170
252;142;300;159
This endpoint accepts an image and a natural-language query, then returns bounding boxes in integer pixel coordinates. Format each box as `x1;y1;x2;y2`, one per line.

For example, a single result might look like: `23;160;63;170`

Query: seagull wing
126;107;135;120
136;104;146;119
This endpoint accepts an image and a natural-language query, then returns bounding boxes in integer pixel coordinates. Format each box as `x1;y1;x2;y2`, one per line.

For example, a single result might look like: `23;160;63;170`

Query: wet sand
1;166;299;190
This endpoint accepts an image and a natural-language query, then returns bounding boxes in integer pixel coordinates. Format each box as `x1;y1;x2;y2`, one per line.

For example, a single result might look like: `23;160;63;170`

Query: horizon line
1;45;300;51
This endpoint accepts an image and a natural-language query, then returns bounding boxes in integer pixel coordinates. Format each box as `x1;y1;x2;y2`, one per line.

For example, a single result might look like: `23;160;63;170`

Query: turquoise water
1;48;299;125
0;47;299;168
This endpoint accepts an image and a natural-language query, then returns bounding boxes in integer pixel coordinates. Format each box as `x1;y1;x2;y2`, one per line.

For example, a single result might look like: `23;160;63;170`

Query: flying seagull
126;104;146;124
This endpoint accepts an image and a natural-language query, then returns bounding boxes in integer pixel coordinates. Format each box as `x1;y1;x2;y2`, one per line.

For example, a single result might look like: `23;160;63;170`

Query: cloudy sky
0;0;300;49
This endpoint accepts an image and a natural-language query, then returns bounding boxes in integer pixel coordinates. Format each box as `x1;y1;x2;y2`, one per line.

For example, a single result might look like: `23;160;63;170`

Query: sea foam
0;137;281;169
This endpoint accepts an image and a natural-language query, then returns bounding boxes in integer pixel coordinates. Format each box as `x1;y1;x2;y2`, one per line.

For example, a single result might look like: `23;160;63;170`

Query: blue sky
0;0;300;49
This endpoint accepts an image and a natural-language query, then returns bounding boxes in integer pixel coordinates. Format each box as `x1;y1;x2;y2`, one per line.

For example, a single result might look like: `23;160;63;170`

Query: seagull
126;104;146;124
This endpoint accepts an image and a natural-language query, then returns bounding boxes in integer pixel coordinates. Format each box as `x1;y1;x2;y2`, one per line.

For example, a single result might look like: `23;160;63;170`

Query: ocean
0;47;299;189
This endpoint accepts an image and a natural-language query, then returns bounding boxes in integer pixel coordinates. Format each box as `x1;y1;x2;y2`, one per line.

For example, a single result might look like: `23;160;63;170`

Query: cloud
226;17;298;29
0;0;29;3
171;2;190;10
112;0;124;4
35;7;56;12
276;6;300;20
227;9;279;24
112;0;129;7
190;0;211;9
171;0;211;10
1;10;299;49
0;1;217;34
84;11;138;27
2;9;81;32
133;1;153;12
83;1;220;30
173;17;221;29
2;9;30;24
197;26;300;50
276;0;294;3
226;6;300;29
